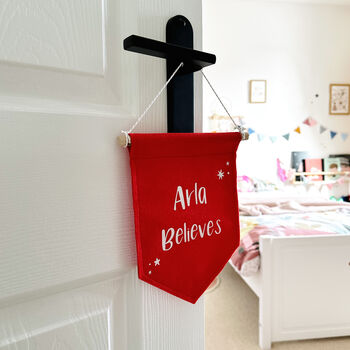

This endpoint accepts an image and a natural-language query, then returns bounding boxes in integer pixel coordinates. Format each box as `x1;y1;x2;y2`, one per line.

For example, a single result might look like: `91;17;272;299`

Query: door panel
0;0;104;74
0;277;125;349
0;0;138;114
0;0;204;348
0;111;135;300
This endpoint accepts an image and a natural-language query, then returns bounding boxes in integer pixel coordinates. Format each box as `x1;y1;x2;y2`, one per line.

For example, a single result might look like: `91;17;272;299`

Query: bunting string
247;116;349;143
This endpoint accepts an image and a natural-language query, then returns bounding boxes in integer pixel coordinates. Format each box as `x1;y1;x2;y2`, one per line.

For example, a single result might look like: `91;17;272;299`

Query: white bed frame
230;234;350;349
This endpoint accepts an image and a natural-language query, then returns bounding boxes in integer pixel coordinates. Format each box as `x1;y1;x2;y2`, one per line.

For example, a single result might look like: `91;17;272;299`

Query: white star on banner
154;258;160;266
217;170;224;180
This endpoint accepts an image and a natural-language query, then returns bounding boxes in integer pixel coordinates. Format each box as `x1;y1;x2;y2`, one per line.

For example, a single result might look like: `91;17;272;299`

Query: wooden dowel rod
117;133;130;148
117;130;249;148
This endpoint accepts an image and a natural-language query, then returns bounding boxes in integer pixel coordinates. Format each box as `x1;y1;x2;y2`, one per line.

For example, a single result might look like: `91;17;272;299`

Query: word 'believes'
162;183;221;251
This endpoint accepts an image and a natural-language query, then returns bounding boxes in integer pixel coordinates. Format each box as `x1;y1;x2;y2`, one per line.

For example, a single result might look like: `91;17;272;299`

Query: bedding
239;199;350;216
231;198;350;276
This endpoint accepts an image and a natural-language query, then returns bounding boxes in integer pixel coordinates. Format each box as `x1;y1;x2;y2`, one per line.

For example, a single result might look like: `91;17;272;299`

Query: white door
0;1;204;349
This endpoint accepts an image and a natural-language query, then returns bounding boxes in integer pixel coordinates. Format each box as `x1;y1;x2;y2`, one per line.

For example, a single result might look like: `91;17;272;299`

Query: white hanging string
125;62;184;134
119;62;248;147
200;69;242;133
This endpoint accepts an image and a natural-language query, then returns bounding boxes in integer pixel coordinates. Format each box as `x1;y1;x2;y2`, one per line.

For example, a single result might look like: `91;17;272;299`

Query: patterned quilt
231;208;350;276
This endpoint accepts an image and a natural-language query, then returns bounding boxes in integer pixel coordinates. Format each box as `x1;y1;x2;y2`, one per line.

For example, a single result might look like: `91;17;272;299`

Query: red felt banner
128;132;241;303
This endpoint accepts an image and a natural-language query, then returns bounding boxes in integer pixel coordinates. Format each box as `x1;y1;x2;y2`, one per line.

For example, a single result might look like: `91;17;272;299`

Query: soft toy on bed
237;175;255;192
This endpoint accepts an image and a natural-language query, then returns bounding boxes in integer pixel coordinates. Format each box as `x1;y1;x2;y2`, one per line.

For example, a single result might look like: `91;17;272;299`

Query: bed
229;192;350;349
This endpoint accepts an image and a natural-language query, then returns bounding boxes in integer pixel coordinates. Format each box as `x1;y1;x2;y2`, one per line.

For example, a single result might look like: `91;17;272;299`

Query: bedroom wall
203;0;350;182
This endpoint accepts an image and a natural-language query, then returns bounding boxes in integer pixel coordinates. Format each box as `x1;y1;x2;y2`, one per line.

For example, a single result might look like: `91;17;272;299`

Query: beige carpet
205;264;350;350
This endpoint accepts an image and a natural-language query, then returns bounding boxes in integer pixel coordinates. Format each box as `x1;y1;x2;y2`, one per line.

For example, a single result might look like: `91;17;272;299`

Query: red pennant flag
128;133;241;303
303;117;317;126
303;118;310;126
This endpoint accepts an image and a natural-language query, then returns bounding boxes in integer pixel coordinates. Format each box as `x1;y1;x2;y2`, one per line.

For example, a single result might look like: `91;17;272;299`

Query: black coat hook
123;15;216;133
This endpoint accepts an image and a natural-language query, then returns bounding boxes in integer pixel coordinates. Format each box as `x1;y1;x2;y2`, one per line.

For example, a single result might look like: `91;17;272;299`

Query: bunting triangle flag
330;131;337;139
320;125;327;134
282;133;290;141
302;118;310;126
257;134;265;142
294;126;301;134
303;117;317;127
310;117;317;126
248;128;255;135
269;136;277;143
341;133;348;141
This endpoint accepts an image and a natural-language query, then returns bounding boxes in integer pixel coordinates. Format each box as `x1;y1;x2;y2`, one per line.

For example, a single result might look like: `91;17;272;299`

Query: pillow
237;176;280;192
252;178;280;192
